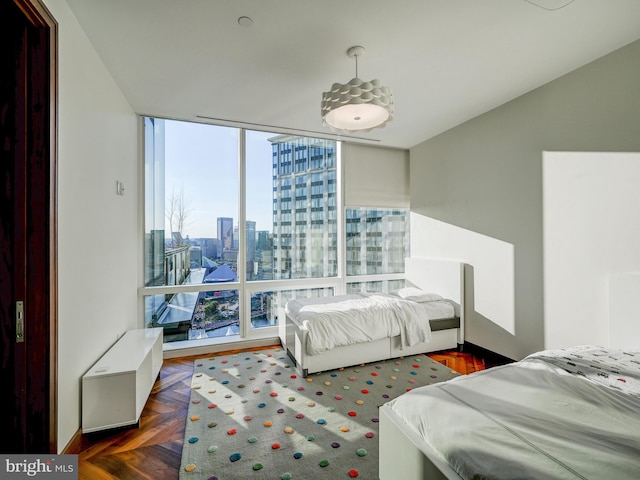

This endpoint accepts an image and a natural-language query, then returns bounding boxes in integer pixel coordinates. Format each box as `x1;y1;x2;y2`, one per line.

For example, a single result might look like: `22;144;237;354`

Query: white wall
43;0;139;452
410;215;515;337
410;39;640;360
543;151;640;349
609;273;640;348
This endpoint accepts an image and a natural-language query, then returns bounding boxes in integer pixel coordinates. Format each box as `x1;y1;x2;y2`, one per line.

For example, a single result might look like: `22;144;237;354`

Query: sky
164;120;274;239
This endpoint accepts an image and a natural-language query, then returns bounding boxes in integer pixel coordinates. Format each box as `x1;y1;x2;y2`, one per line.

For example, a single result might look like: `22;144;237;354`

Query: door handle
16;301;24;343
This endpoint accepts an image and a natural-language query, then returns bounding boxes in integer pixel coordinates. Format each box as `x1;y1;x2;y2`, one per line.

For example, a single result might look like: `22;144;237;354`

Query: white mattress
285;293;455;356
384;345;640;479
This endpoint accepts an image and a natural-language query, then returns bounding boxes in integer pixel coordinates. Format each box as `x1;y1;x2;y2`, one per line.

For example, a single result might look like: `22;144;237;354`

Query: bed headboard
405;257;463;303
405;257;466;341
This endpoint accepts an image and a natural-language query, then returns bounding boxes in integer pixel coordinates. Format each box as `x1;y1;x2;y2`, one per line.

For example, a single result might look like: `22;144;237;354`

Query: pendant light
321;46;393;133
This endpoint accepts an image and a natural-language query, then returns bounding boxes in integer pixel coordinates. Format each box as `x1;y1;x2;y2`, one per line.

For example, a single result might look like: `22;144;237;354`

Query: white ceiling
64;0;640;149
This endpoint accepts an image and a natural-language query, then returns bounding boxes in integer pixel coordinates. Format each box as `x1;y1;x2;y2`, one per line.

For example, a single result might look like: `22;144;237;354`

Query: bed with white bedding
379;345;640;480
283;257;466;376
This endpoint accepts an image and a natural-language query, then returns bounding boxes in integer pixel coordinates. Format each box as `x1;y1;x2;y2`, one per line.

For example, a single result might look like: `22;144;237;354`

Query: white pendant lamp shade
321;47;393;133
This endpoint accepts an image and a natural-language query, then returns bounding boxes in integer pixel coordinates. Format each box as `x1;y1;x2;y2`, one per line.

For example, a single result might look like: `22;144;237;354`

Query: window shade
343;143;409;208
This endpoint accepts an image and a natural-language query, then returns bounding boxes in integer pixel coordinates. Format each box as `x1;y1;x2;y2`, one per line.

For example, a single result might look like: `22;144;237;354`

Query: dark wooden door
0;0;57;453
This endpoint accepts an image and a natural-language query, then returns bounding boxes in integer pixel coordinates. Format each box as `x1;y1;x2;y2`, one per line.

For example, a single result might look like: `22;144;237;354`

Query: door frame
8;0;58;452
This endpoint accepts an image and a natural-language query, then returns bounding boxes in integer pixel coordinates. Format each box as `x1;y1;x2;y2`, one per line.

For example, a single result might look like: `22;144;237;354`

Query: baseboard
61;428;83;454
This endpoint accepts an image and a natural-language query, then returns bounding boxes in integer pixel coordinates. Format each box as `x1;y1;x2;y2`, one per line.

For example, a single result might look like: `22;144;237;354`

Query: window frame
139;117;408;349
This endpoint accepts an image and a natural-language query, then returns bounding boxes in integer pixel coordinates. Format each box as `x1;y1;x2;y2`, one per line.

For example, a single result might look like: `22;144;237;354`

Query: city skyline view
164;120;275;238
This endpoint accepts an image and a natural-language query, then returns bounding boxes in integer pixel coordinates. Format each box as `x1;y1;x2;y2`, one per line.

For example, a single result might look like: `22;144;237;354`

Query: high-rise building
256;230;271;252
189;245;202;268
345;208;408;276
246;221;256;262
145;229;166;287
270;135;337;279
255;230;273;280
245;220;257;279
197;238;216;260
216;217;233;260
269;136;408;283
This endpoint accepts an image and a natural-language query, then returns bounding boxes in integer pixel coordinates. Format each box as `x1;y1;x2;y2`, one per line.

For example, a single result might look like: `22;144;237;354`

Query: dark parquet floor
72;345;507;479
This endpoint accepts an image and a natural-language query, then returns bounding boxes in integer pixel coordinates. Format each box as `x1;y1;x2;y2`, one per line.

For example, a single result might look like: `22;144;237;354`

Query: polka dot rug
179;348;460;479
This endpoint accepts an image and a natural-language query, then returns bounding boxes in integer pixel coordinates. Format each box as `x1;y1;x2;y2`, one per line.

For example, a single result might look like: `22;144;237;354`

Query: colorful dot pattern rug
179;348;460;479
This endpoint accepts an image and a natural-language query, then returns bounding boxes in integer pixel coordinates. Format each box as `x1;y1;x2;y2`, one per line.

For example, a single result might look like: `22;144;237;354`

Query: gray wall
410;39;640;360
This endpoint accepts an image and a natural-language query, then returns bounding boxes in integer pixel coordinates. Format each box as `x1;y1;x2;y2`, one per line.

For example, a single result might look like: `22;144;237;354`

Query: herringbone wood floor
73;346;506;480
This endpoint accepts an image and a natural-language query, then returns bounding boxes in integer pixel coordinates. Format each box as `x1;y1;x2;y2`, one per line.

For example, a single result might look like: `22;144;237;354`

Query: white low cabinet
82;327;163;433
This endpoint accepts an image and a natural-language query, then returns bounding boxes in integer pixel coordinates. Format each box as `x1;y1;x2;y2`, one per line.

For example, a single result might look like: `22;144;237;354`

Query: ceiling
64;0;640;150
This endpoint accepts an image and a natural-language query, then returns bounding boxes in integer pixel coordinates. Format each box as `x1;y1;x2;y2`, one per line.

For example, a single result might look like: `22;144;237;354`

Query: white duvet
285;293;443;355
385;345;640;479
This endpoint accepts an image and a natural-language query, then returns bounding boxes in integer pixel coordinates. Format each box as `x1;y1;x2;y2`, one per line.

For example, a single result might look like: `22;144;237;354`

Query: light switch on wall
116;180;125;195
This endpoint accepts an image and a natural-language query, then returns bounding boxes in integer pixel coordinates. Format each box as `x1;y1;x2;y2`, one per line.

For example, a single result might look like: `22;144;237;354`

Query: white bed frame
283;257;467;377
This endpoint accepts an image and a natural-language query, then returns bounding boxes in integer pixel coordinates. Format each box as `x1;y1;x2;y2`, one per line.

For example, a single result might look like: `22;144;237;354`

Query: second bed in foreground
379;345;640;479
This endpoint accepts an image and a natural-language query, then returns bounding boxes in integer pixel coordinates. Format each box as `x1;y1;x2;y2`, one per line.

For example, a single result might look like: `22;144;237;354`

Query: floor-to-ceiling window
142;117;410;347
142;118;342;345
345;207;409;293
143;118;241;342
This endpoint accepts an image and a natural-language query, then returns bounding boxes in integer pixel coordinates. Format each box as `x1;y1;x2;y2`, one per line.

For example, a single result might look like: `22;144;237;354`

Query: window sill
162;333;281;359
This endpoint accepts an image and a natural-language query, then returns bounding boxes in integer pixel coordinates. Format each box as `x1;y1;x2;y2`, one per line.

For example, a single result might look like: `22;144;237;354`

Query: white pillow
390;287;443;303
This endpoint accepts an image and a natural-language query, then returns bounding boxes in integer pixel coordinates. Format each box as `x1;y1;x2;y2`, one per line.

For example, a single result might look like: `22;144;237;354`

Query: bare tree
166;186;192;247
